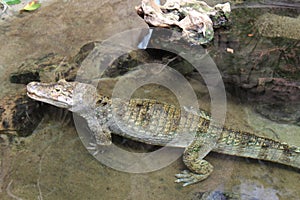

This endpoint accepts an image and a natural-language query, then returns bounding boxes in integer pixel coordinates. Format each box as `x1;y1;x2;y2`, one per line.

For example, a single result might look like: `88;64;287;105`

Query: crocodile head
27;79;98;111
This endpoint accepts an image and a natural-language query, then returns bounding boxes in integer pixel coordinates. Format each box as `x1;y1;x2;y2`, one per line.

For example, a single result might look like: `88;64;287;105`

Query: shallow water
1;0;300;199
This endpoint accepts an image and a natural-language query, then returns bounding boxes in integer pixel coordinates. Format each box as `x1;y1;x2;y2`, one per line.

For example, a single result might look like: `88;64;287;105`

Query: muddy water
1;0;300;199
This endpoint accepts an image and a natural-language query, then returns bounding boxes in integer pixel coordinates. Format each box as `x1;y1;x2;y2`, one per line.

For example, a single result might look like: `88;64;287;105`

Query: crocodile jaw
26;81;74;109
27;91;71;108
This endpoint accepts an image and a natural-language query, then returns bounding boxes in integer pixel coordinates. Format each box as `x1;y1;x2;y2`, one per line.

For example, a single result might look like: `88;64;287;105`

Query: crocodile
26;79;300;186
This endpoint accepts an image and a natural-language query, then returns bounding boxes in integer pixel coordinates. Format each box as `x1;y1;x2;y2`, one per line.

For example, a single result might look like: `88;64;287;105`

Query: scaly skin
26;80;300;186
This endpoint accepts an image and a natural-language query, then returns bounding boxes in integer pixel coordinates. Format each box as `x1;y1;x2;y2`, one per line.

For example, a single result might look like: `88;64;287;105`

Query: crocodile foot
175;169;211;187
86;142;102;156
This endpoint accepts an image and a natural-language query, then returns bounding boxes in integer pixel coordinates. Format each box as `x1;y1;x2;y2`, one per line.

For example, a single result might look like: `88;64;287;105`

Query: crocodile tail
215;128;300;169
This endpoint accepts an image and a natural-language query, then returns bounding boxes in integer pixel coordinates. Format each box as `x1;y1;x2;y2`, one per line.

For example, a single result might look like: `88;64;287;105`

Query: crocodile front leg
175;138;214;186
81;112;112;146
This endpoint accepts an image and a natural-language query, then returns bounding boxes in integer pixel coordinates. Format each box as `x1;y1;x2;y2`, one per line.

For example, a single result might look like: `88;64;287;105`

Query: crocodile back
109;98;210;147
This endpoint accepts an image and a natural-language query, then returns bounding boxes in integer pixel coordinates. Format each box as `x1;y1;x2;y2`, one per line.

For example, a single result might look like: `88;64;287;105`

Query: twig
58;108;71;127
53;56;67;80
0;160;3;193
0;137;10;193
246;47;285;83
37;150;47;200
0;149;3;193
37;180;43;200
152;55;179;74
6;180;23;200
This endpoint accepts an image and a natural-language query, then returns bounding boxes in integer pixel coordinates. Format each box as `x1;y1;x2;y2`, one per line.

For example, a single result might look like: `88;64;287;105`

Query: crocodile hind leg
175;139;214;186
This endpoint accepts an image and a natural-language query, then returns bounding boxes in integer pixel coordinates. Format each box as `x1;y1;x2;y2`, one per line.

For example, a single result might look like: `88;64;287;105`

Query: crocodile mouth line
27;91;41;100
26;91;46;101
27;92;69;108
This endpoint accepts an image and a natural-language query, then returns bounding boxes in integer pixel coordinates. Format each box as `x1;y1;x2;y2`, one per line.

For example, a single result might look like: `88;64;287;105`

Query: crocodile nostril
26;82;40;93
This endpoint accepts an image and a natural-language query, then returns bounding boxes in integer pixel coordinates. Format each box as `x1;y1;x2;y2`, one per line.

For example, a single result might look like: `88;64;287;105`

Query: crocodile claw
175;170;209;187
86;142;97;150
86;142;104;156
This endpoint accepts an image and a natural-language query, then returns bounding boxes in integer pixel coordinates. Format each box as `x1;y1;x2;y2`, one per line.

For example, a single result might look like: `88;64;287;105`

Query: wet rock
230;77;300;107
9;53;72;84
255;103;300;126
72;41;101;65
204;7;300;124
192;180;281;200
10;41;154;83
0;93;42;137
257;13;300;40
210;6;300;102
9;41;102;84
253;78;300;102
74;40;191;81
136;0;231;45
192;190;231;200
10;70;40;85
102;50;154;78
